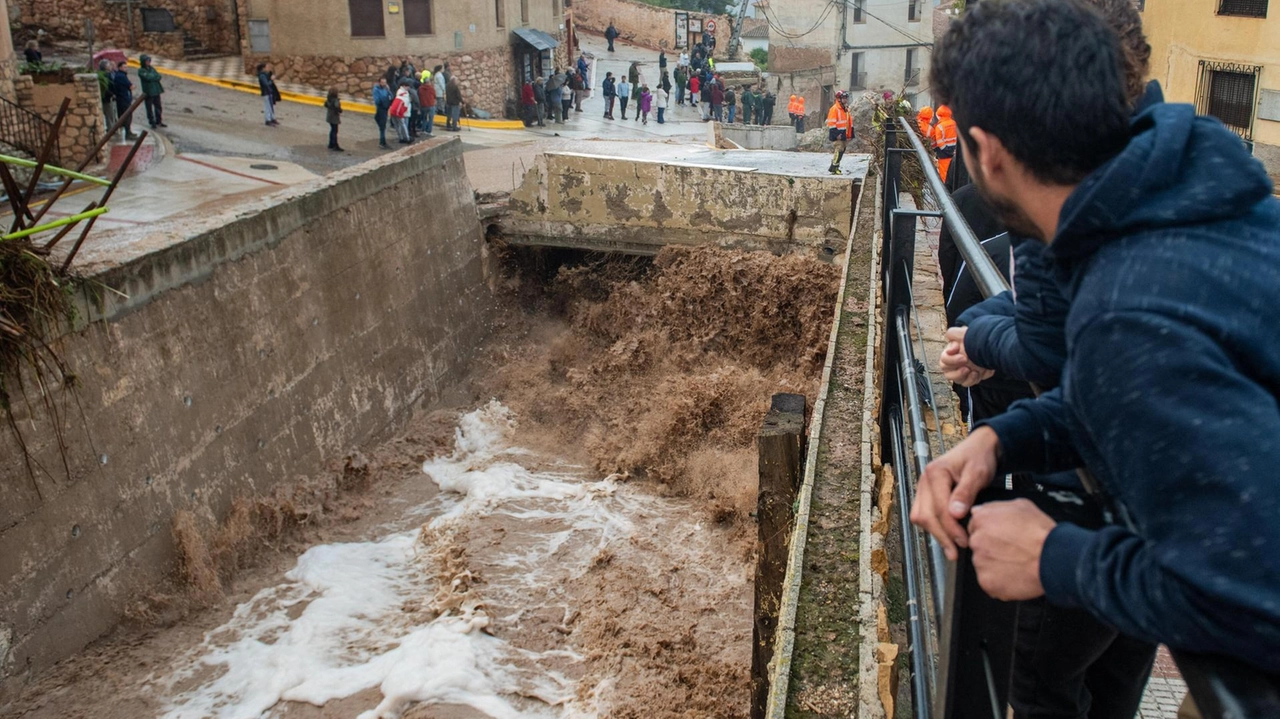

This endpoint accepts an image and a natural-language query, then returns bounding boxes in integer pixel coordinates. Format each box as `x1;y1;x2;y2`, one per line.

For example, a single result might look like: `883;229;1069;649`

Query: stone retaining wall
13;73;105;168
0;139;493;695
573;0;731;57
243;44;519;117
14;0;239;59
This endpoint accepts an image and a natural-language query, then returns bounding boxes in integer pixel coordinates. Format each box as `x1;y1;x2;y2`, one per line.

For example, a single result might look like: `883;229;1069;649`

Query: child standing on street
324;88;344;151
639;85;653;125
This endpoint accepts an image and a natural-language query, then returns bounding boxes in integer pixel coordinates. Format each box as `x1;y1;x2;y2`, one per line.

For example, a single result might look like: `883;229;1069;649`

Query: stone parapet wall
504;151;856;256
243;43;518;117
15;0;239;59
12;74;105;168
0;140;493;694
574;0;730;57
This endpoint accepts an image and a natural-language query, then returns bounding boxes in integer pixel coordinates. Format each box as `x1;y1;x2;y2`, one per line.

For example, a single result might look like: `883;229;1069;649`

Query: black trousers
144;94;162;126
1011;597;1156;719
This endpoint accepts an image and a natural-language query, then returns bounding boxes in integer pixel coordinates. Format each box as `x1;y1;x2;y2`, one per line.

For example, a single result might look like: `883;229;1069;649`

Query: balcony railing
880;114;1280;718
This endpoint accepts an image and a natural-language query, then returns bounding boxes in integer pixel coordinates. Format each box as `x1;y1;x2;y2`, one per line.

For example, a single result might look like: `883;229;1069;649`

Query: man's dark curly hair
931;0;1132;185
1085;0;1152;106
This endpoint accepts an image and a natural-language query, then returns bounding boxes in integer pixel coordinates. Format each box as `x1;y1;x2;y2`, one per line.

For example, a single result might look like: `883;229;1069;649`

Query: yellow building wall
1142;0;1280;149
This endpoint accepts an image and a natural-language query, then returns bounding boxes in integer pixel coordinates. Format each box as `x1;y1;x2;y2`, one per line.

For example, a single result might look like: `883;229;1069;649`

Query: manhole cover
250;164;278;170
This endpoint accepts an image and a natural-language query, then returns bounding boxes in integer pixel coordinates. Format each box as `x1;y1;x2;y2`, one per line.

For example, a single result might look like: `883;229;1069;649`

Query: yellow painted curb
128;59;526;130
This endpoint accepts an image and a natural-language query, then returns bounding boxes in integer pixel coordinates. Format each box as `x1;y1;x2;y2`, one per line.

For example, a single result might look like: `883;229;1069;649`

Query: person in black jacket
605;22;619;52
257;63;279;127
601;72;616;120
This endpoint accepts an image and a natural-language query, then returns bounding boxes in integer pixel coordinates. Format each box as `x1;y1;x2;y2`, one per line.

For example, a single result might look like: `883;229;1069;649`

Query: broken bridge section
499;150;867;258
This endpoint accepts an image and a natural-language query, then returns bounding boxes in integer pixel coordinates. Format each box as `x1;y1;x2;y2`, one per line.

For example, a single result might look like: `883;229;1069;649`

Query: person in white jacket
432;65;446;113
655;85;669;124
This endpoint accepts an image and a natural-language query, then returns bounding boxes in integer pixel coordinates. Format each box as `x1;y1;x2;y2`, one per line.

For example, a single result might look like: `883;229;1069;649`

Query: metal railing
880;114;1280;718
0;96;61;168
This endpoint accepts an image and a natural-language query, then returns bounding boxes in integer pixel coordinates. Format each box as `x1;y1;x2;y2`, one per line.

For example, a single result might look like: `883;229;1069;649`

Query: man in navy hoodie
912;0;1280;673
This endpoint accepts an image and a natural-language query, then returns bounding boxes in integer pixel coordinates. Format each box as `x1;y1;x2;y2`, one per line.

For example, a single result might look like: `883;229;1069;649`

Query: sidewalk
127;54;524;130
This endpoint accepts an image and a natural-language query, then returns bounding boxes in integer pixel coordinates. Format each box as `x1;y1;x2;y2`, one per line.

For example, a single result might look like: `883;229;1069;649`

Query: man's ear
966;126;1011;190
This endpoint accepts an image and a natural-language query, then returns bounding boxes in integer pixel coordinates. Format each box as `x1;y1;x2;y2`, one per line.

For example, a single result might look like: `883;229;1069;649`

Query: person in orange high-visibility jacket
787;95;799;126
917;105;934;136
932;104;958;181
794;95;806;133
826;90;854;175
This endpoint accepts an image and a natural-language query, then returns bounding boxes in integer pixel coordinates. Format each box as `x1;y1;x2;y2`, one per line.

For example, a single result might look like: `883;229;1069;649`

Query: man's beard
968;162;1044;241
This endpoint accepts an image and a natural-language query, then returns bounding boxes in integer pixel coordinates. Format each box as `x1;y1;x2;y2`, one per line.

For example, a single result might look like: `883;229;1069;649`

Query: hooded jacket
981;102;1280;670
137;56;163;97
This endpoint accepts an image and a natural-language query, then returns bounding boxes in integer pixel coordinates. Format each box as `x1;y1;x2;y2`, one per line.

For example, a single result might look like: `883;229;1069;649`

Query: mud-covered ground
1;247;839;719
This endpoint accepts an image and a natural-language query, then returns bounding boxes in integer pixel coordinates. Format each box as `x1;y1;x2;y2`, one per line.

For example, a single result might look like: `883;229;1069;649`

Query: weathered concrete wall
502;152;856;256
717;123;799;150
0;139;492;693
574;0;730;57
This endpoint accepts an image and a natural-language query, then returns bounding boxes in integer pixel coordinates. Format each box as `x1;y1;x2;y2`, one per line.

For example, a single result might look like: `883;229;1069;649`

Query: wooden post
751;392;806;719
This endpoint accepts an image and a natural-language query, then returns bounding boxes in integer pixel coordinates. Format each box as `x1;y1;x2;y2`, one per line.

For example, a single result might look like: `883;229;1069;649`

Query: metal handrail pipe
893;116;1009;298
889;409;935;719
895;309;950;619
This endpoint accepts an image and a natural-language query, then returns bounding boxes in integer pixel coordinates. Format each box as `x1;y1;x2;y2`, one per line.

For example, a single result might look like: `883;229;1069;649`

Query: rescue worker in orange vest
826;90;854;175
932;104;958;181
794;95;806;133
917;105;934;136
787;95;799;127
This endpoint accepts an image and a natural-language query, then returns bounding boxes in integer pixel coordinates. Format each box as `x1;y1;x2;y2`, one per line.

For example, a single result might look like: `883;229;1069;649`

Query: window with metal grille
404;0;433;35
908;0;921;22
1195;61;1261;140
905;49;920;86
1207;71;1255;128
1218;0;1267;17
141;8;176;32
348;0;384;36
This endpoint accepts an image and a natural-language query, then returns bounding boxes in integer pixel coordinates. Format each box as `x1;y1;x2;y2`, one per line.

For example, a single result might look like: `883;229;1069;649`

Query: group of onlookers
520;54;592;127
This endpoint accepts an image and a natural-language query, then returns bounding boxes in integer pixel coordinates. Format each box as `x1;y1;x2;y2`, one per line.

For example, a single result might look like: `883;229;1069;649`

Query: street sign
706;19;717;32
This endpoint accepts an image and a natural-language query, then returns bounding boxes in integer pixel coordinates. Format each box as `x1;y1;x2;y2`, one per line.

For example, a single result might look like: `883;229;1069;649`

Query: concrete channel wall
502;152;857;257
0;140;492;691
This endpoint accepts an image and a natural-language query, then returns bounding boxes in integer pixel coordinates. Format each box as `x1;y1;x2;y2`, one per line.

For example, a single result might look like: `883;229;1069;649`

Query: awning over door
512;27;559;51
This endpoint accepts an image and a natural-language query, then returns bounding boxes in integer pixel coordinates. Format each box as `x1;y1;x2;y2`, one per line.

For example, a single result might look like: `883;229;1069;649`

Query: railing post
752;393;806;719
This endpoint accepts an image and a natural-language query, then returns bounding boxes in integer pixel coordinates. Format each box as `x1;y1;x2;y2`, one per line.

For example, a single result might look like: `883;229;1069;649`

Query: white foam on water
155;401;633;719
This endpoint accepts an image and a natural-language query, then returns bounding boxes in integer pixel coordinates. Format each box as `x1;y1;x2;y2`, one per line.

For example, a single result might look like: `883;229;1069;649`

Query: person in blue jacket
111;61;138;141
913;0;1280;676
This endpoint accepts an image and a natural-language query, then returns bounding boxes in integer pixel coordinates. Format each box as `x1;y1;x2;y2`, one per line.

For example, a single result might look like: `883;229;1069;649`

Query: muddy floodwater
4;247;838;719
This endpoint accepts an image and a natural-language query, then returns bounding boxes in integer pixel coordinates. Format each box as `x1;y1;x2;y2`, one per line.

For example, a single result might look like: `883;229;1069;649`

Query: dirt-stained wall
574;0;730;57
0;139;492;693
503;152;857;256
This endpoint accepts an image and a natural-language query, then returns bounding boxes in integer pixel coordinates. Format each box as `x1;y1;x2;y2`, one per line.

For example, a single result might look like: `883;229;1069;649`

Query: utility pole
728;0;750;61
125;0;137;49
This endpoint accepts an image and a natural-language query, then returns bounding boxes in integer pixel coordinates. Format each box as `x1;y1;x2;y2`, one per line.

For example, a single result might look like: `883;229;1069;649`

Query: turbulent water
150;402;723;719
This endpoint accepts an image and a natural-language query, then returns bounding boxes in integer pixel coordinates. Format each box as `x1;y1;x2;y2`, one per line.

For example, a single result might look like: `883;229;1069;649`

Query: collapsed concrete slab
500;150;865;258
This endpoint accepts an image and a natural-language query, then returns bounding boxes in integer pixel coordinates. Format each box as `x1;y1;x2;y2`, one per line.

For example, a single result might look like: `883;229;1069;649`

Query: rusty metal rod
58;130;148;269
21;98;71;205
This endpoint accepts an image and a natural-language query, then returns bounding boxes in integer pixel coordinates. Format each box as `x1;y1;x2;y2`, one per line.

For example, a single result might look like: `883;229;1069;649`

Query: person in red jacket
418;70;437;136
520;80;537;128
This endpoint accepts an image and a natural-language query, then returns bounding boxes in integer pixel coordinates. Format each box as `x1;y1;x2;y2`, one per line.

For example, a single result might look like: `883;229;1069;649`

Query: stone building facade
13;74;106;168
573;0;730;58
14;0;240;59
236;0;569;118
